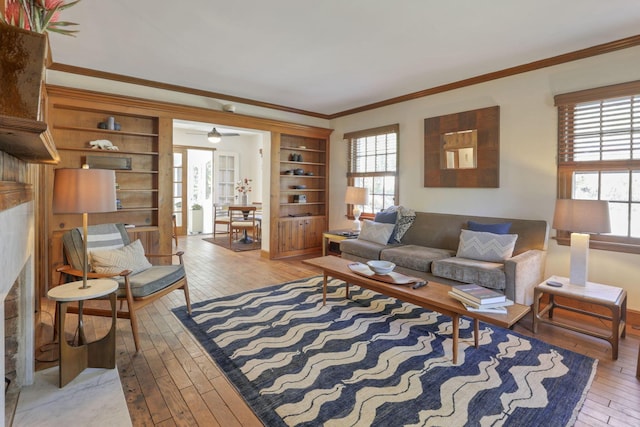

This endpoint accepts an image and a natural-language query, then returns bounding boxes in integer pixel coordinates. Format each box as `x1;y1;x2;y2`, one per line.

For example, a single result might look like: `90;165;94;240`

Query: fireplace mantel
0;181;33;212
0;115;58;164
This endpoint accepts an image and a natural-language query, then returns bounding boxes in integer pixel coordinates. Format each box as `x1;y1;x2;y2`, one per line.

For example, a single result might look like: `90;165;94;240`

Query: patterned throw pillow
90;239;152;275
456;229;518;262
358;220;395;245
392;206;416;243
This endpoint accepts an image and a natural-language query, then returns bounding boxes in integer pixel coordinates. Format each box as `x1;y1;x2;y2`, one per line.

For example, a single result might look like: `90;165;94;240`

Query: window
345;124;399;218
555;80;640;254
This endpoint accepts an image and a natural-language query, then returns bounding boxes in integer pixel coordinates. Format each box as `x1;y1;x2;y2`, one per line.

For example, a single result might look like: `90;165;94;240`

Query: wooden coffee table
303;256;530;364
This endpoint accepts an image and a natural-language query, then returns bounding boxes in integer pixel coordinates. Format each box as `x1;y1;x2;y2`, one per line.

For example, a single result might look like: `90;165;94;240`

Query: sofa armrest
504;249;546;305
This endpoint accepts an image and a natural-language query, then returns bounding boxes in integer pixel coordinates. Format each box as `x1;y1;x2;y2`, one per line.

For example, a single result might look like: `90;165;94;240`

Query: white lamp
345;186;368;232
52;166;117;289
552;199;611;286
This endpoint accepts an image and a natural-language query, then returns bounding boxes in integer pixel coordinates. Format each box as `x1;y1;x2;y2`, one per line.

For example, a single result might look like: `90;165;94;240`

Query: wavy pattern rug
172;276;597;427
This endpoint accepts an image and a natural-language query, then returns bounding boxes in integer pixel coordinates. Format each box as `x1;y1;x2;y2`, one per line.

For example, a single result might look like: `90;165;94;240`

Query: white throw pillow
456;229;518;262
358;220;395;245
90;239;152;275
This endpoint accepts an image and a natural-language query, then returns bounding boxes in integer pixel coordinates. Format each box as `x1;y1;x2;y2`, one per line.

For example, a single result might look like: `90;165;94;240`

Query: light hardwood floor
36;234;640;426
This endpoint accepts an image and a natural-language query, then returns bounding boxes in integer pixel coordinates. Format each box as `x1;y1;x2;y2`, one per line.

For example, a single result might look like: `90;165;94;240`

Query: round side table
47;279;118;387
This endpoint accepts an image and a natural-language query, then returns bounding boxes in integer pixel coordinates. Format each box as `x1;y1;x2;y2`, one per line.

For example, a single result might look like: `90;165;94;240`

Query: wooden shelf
0;115;59;164
54;125;158;138
57;147;159;156
280;161;325;166
280;146;324;153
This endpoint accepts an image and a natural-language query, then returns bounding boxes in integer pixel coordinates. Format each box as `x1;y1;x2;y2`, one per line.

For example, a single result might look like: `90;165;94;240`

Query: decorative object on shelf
293;168;304;175
51;165;117;289
85;155;131;170
305;172;314;176
293;194;307;203
552;199;611;286
345;186;368;232
88;139;119;150
222;104;236;113
1;0;81;36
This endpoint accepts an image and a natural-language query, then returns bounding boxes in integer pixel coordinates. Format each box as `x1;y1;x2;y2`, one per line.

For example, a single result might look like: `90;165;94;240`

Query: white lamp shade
52;168;117;214
552;199;611;234
345;186;368;205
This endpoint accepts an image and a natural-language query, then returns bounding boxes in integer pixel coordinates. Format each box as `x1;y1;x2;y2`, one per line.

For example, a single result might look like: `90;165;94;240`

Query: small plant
191;204;202;210
1;0;81;36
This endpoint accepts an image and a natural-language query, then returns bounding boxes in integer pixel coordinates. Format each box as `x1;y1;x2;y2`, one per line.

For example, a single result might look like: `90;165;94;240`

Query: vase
0;23;48;120
241;193;248;205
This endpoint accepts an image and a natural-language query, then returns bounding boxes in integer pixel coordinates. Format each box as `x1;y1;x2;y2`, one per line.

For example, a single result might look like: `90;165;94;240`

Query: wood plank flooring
35;234;640;426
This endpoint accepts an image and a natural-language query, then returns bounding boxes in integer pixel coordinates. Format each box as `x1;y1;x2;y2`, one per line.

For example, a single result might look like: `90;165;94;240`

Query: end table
532;275;627;360
47;279;118;387
322;229;358;256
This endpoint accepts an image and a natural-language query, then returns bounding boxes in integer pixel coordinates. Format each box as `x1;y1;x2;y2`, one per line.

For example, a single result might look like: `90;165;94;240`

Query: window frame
345;124;399;220
555;80;640;254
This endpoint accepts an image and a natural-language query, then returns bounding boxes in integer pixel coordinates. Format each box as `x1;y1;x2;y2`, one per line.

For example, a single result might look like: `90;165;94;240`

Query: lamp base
352;219;361;233
569;232;589;286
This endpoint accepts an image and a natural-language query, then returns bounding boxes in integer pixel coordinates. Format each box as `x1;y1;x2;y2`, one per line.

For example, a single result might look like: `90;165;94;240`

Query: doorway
173;147;216;235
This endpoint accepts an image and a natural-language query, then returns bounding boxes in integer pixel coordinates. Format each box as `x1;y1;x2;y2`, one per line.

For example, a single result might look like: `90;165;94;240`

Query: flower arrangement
1;0;80;36
236;178;252;194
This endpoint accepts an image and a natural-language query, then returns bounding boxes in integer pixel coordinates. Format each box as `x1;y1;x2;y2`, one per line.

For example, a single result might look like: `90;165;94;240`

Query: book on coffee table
450;283;506;304
448;291;514;310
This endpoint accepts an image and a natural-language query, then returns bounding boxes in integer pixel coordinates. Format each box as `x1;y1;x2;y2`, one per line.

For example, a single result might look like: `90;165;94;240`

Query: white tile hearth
13;366;130;426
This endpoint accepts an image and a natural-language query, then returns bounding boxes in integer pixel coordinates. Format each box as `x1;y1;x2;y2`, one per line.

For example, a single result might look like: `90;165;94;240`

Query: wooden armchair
213;203;231;235
56;223;191;352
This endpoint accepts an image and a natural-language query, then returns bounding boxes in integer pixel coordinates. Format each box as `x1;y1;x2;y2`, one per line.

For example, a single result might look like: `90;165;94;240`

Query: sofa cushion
358;220;395;245
340;238;387;260
380;245;454;272
456;229;517;262
468;220;512;234
432;257;506;290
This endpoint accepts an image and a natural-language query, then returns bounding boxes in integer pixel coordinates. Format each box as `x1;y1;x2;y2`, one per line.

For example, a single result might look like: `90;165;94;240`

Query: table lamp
552;199;611;286
52;166;117;289
345;186;368;232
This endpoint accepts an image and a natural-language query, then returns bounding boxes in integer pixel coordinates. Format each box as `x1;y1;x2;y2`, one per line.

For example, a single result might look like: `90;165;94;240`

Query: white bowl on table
367;260;395;275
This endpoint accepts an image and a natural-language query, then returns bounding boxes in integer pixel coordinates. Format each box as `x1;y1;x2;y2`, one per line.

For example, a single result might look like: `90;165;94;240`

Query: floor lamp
552;199;611;286
345;186;368;232
52;166;117;289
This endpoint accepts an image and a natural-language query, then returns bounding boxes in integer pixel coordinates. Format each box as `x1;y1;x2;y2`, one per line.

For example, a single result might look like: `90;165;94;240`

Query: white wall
329;46;640;311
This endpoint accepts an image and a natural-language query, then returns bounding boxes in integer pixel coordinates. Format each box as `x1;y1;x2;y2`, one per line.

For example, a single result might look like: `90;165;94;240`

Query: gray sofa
340;212;548;305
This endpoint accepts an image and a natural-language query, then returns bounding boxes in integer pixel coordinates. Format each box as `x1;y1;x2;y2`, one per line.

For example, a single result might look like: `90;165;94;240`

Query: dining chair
214;203;231;235
228;205;258;246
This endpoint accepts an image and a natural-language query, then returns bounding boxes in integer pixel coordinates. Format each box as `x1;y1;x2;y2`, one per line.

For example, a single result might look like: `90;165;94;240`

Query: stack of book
448;284;513;314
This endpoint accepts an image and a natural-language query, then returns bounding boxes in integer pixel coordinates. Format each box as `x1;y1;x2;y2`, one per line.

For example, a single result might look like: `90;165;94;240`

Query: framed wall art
424;105;500;188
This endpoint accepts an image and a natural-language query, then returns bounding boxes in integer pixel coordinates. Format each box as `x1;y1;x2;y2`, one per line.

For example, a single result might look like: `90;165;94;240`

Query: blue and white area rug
172;276;597;427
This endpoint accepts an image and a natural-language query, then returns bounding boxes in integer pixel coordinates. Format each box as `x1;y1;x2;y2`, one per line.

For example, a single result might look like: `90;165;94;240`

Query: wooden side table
47;279;118;387
322;229;358;256
532;275;627;360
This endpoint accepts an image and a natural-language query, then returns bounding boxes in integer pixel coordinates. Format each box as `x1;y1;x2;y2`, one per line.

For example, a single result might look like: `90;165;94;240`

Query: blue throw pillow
468;220;512;235
374;210;398;243
374;211;397;224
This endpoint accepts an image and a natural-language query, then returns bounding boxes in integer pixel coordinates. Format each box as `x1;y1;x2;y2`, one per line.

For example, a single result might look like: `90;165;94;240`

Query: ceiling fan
185;127;240;143
207;127;240;143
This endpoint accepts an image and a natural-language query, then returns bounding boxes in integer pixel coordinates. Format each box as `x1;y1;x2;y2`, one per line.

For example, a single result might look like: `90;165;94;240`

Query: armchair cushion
90;239;152;275
113;265;186;298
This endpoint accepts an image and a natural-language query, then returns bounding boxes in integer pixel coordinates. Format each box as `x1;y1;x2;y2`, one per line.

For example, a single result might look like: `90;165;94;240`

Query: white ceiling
48;0;640;116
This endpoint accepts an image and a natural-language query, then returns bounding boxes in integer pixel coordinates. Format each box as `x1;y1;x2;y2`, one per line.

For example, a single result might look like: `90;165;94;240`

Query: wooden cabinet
44;87;173;288
270;131;331;258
